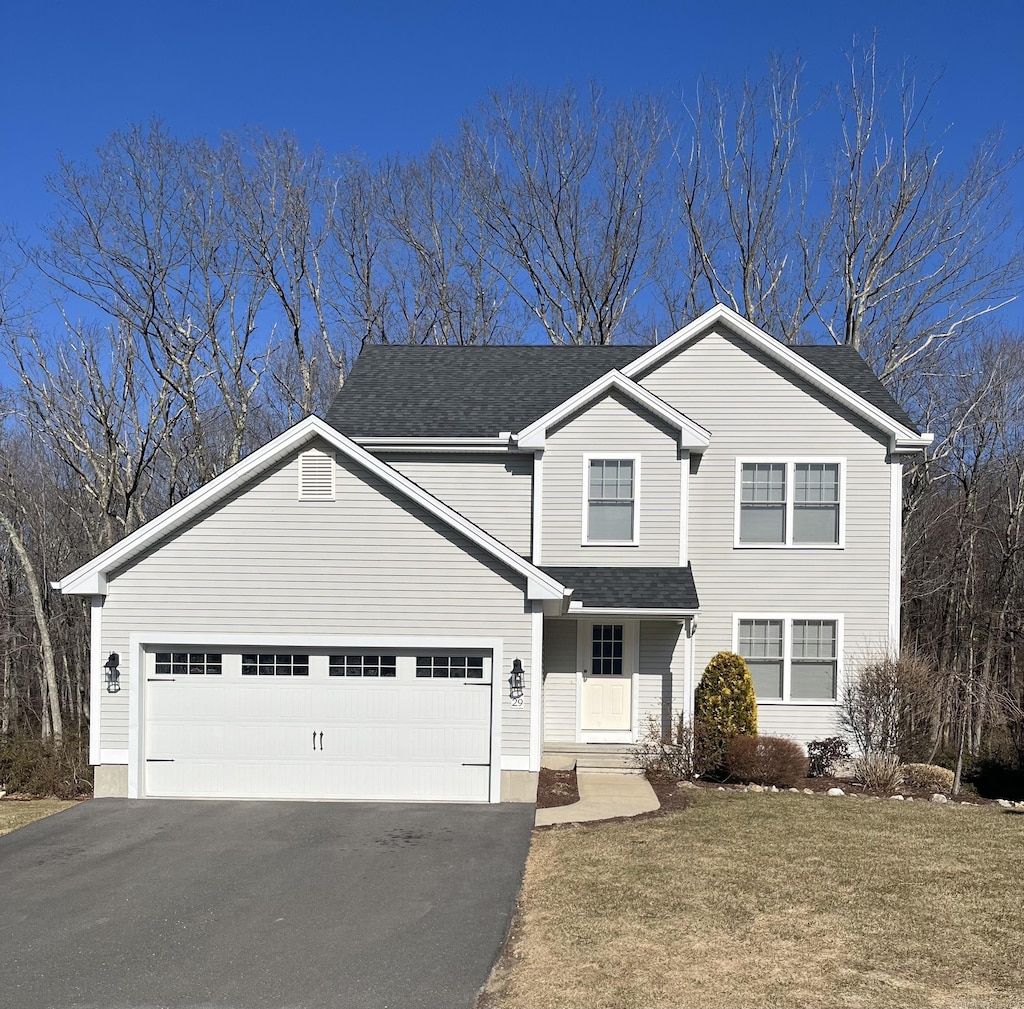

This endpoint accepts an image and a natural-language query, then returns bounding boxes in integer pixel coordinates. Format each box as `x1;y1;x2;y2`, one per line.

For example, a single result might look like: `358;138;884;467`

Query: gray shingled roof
543;566;700;611
326;340;917;438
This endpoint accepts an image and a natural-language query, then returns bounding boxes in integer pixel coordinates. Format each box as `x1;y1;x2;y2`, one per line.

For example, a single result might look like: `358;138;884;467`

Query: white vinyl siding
542;392;681;565
97;439;534;759
636;326;895;742
376;452;533;556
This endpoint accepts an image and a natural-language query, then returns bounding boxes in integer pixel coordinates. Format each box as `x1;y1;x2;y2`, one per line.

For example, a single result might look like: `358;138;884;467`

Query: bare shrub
841;652;938;759
726;735;809;788
902;763;955;793
807;736;851;777
0;734;93;799
852;752;904;792
631;713;696;781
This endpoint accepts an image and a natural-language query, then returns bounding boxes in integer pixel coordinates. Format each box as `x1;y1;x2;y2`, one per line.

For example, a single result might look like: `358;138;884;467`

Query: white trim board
516;370;710;451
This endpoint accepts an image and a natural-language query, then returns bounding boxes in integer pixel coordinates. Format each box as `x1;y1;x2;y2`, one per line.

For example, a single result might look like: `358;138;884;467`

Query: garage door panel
145;651;494;801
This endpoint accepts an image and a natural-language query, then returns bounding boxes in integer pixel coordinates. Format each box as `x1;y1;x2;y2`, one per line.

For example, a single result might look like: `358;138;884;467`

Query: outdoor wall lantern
508;658;524;702
104;652;121;693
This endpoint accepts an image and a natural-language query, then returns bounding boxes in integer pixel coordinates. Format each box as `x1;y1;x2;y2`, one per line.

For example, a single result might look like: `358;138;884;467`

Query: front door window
591;624;624;676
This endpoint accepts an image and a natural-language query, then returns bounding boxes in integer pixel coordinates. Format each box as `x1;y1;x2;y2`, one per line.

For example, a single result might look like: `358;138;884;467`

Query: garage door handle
147;758;175;762
462;762;489;767
319;731;324;751
312;730;324;751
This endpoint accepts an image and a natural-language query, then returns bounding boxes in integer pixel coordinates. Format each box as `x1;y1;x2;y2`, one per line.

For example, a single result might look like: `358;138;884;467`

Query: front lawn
0;799;80;837
483;793;1023;1008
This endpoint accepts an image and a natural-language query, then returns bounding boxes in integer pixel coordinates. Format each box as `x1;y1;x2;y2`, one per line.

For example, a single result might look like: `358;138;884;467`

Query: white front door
580;623;634;742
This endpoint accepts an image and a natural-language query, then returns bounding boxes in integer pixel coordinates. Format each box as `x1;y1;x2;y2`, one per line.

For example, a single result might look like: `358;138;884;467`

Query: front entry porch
541;614;694;751
541;742;640;774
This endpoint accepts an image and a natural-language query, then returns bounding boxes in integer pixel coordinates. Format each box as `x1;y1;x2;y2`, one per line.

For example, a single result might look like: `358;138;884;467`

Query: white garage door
144;649;493;801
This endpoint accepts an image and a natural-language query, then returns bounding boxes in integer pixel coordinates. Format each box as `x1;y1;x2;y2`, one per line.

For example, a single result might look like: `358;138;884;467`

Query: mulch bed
535;766;580;808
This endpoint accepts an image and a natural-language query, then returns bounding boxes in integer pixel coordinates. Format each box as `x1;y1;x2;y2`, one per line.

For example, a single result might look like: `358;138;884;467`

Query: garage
143;648;494;802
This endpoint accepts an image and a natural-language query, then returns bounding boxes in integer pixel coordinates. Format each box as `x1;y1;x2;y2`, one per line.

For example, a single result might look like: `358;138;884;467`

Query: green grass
483;793;1024;1008
0;799;80;837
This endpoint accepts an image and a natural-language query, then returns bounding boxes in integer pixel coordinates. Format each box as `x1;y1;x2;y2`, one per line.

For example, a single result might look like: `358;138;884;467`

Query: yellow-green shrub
902;762;955;793
694;651;757;773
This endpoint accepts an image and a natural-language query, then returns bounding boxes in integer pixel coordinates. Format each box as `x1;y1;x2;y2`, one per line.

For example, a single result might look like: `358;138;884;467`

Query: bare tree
459;83;668;344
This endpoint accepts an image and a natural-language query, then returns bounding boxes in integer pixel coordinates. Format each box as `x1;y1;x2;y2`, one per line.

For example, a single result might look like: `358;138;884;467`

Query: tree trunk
0;506;63;744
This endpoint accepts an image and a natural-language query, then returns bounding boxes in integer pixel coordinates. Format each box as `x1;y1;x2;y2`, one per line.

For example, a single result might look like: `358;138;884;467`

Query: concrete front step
543;744;641;774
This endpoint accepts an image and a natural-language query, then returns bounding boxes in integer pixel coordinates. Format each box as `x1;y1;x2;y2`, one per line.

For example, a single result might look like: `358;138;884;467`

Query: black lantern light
508;658;524;701
104;652;121;693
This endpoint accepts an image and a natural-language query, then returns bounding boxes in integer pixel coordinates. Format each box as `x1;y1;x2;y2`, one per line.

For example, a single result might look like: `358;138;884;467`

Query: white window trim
582;453;641;547
734;457;846;549
732;613;844;705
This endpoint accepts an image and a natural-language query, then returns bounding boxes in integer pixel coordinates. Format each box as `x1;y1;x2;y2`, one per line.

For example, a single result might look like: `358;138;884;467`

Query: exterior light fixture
104;652;121;693
508;658;524;701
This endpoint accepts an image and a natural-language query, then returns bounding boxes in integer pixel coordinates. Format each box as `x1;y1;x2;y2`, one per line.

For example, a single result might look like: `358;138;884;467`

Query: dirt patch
535;766;579;808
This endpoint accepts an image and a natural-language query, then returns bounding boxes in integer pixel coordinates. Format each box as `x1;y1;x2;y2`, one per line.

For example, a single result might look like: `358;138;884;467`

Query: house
56;305;931;803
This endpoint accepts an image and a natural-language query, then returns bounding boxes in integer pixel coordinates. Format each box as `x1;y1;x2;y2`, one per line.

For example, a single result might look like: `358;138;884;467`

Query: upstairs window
737;460;842;547
585;457;637;544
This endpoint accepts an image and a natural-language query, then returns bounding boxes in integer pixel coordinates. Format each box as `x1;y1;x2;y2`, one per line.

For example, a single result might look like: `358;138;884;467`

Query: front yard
483;792;1023;1008
0;799;81;837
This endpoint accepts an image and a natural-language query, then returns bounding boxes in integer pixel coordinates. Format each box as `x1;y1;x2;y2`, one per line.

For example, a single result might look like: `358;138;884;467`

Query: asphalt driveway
0;798;535;1009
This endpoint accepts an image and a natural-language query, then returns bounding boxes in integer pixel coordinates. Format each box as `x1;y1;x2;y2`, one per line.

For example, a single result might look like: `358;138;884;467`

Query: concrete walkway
536;772;659;826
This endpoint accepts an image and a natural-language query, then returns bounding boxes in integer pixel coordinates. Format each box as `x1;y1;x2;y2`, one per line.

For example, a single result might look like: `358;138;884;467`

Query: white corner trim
581;453;641;547
679;451;689;566
532;450;544;565
501;755;531;771
55;416;566;603
89;596;103;765
530;603;544;772
99;748;129;764
620;304;931;448
515;370;710;451
889;460;903;653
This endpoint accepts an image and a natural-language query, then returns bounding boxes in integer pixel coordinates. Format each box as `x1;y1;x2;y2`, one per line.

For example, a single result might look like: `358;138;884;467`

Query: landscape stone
826;787;845;797
788;788;799;793
890;795;905;801
769;785;779;792
930;793;948;803
748;784;764;792
802;788;814;795
680;781;698;789
997;798;1013;808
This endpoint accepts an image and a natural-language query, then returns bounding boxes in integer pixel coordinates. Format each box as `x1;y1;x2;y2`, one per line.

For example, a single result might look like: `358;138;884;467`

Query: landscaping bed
535;767;579;808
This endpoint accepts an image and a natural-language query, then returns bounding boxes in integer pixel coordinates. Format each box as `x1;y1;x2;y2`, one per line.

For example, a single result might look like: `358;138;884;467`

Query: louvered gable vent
298;448;335;501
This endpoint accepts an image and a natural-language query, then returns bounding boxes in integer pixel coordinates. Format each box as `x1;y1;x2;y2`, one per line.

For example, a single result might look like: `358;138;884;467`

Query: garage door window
416;656;484;679
154;652;222;675
241;653;309;676
329;654;397;677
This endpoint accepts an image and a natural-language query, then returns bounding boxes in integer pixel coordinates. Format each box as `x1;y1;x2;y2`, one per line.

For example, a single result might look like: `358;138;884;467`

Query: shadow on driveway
0;798;535;1009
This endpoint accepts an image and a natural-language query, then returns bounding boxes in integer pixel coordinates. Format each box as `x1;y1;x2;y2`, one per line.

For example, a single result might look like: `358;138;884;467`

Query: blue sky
1;0;1021;276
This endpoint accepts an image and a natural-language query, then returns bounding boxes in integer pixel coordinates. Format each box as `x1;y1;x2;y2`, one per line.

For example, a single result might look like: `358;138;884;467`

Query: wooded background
1;43;1021;786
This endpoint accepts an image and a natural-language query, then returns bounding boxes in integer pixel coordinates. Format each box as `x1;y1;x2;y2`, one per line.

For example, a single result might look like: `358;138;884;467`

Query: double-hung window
737;460;842;546
736;617;840;701
585;457;638;544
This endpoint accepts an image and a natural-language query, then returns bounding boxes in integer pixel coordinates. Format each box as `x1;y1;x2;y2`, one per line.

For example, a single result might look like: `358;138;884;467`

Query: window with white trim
329;654;397;678
586;458;636;543
415;655;484;679
154;652;222;675
737;460;842;546
736;617;839;701
241;653;309;676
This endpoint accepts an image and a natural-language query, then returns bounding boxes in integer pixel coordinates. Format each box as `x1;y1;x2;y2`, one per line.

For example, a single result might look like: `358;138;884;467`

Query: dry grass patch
483;793;1024;1009
0;799;80;837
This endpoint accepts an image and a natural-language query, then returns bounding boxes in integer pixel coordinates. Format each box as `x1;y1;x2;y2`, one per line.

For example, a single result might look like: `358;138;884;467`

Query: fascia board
516;370;710;450
58;415;567;603
622;303;931;445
